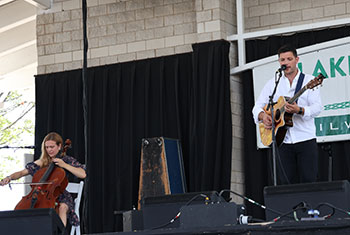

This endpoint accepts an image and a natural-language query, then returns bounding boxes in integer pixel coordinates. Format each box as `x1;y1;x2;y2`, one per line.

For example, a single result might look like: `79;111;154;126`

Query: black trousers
277;138;318;184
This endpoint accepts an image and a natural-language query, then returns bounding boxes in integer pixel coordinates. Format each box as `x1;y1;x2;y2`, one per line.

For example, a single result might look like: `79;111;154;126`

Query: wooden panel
138;137;186;209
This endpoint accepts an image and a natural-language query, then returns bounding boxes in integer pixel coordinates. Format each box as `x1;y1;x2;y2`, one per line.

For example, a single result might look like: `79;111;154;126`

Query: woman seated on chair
0;132;86;227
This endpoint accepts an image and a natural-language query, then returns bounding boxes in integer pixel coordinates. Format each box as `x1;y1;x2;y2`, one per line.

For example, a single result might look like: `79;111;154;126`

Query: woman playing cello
0;132;86;227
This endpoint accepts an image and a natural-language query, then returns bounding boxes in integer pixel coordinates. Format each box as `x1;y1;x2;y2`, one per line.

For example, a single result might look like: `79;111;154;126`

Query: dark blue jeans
277;138;318;184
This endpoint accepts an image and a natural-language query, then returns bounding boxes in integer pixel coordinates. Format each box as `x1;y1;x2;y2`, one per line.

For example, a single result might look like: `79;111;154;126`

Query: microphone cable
272;201;310;222
219;189;284;218
315;202;350;219
147;193;209;231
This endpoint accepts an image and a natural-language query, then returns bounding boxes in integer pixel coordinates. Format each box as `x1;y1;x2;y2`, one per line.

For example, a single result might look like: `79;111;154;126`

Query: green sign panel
315;114;350;136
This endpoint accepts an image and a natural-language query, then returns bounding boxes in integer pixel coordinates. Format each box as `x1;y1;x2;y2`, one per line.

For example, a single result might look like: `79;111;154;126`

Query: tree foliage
0;91;35;179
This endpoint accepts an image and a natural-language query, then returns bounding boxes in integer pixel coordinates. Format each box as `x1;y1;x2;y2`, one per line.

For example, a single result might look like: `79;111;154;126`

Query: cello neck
39;162;56;183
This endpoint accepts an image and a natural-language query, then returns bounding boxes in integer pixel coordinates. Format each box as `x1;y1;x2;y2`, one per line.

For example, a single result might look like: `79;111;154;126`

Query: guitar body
259;96;293;146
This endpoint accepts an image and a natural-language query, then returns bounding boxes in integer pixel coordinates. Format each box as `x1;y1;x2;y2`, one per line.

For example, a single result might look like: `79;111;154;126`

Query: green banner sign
315;114;350;136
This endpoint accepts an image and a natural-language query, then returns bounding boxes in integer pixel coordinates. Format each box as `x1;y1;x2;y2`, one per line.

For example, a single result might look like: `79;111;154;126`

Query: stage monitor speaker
138;137;186;209
140;191;224;230
0;208;64;235
264;180;350;221
122;210;143;232
180;202;239;229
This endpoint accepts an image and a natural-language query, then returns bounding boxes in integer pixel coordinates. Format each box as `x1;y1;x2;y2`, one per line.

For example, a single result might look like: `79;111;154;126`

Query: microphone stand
321;144;333;181
267;70;283;186
0;145;35;149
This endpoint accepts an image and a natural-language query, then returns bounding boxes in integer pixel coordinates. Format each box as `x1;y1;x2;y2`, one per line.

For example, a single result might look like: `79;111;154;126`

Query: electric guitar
259;73;325;147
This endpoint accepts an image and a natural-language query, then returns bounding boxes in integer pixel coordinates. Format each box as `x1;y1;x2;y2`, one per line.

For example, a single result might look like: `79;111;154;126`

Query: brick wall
36;0;237;74
230;74;244;204
245;0;350;32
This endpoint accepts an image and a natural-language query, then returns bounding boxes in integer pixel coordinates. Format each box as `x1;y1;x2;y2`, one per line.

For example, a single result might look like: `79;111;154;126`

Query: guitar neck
288;86;307;104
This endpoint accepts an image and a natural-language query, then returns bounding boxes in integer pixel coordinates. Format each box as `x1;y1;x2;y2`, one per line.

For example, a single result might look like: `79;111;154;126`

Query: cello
14;139;71;213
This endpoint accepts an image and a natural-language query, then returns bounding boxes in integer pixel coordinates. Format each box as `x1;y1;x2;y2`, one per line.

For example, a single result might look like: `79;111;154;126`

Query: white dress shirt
252;70;322;144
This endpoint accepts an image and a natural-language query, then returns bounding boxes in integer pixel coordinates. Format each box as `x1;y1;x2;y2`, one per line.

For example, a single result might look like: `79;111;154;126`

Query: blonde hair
40;132;63;167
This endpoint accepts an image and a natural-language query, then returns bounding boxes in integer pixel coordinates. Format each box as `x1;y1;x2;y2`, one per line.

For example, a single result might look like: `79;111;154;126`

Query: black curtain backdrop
243;26;350;220
35;69;85;181
245;25;350;63
35;40;232;233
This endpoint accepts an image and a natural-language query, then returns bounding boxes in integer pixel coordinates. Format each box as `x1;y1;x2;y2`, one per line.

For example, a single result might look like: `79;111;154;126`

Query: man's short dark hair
278;44;297;57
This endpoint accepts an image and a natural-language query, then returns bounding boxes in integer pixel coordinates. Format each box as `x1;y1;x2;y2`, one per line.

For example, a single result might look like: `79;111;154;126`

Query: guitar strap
294;72;305;103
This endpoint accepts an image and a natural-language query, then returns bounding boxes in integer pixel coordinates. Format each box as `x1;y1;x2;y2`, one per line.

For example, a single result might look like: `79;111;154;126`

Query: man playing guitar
252;44;322;184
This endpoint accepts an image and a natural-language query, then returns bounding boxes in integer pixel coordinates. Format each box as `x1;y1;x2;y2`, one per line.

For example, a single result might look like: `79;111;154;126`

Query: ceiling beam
0;0;15;7
0;15;36;34
0;62;37;92
0;40;36;58
0;1;36;31
0;21;36;54
0;44;37;76
24;0;51;9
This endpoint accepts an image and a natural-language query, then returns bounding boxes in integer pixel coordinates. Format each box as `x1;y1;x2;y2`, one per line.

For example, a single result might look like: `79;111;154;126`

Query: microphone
276;64;287;73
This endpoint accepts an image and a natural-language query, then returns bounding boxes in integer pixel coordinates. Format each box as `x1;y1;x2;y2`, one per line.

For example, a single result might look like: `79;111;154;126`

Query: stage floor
89;218;350;235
